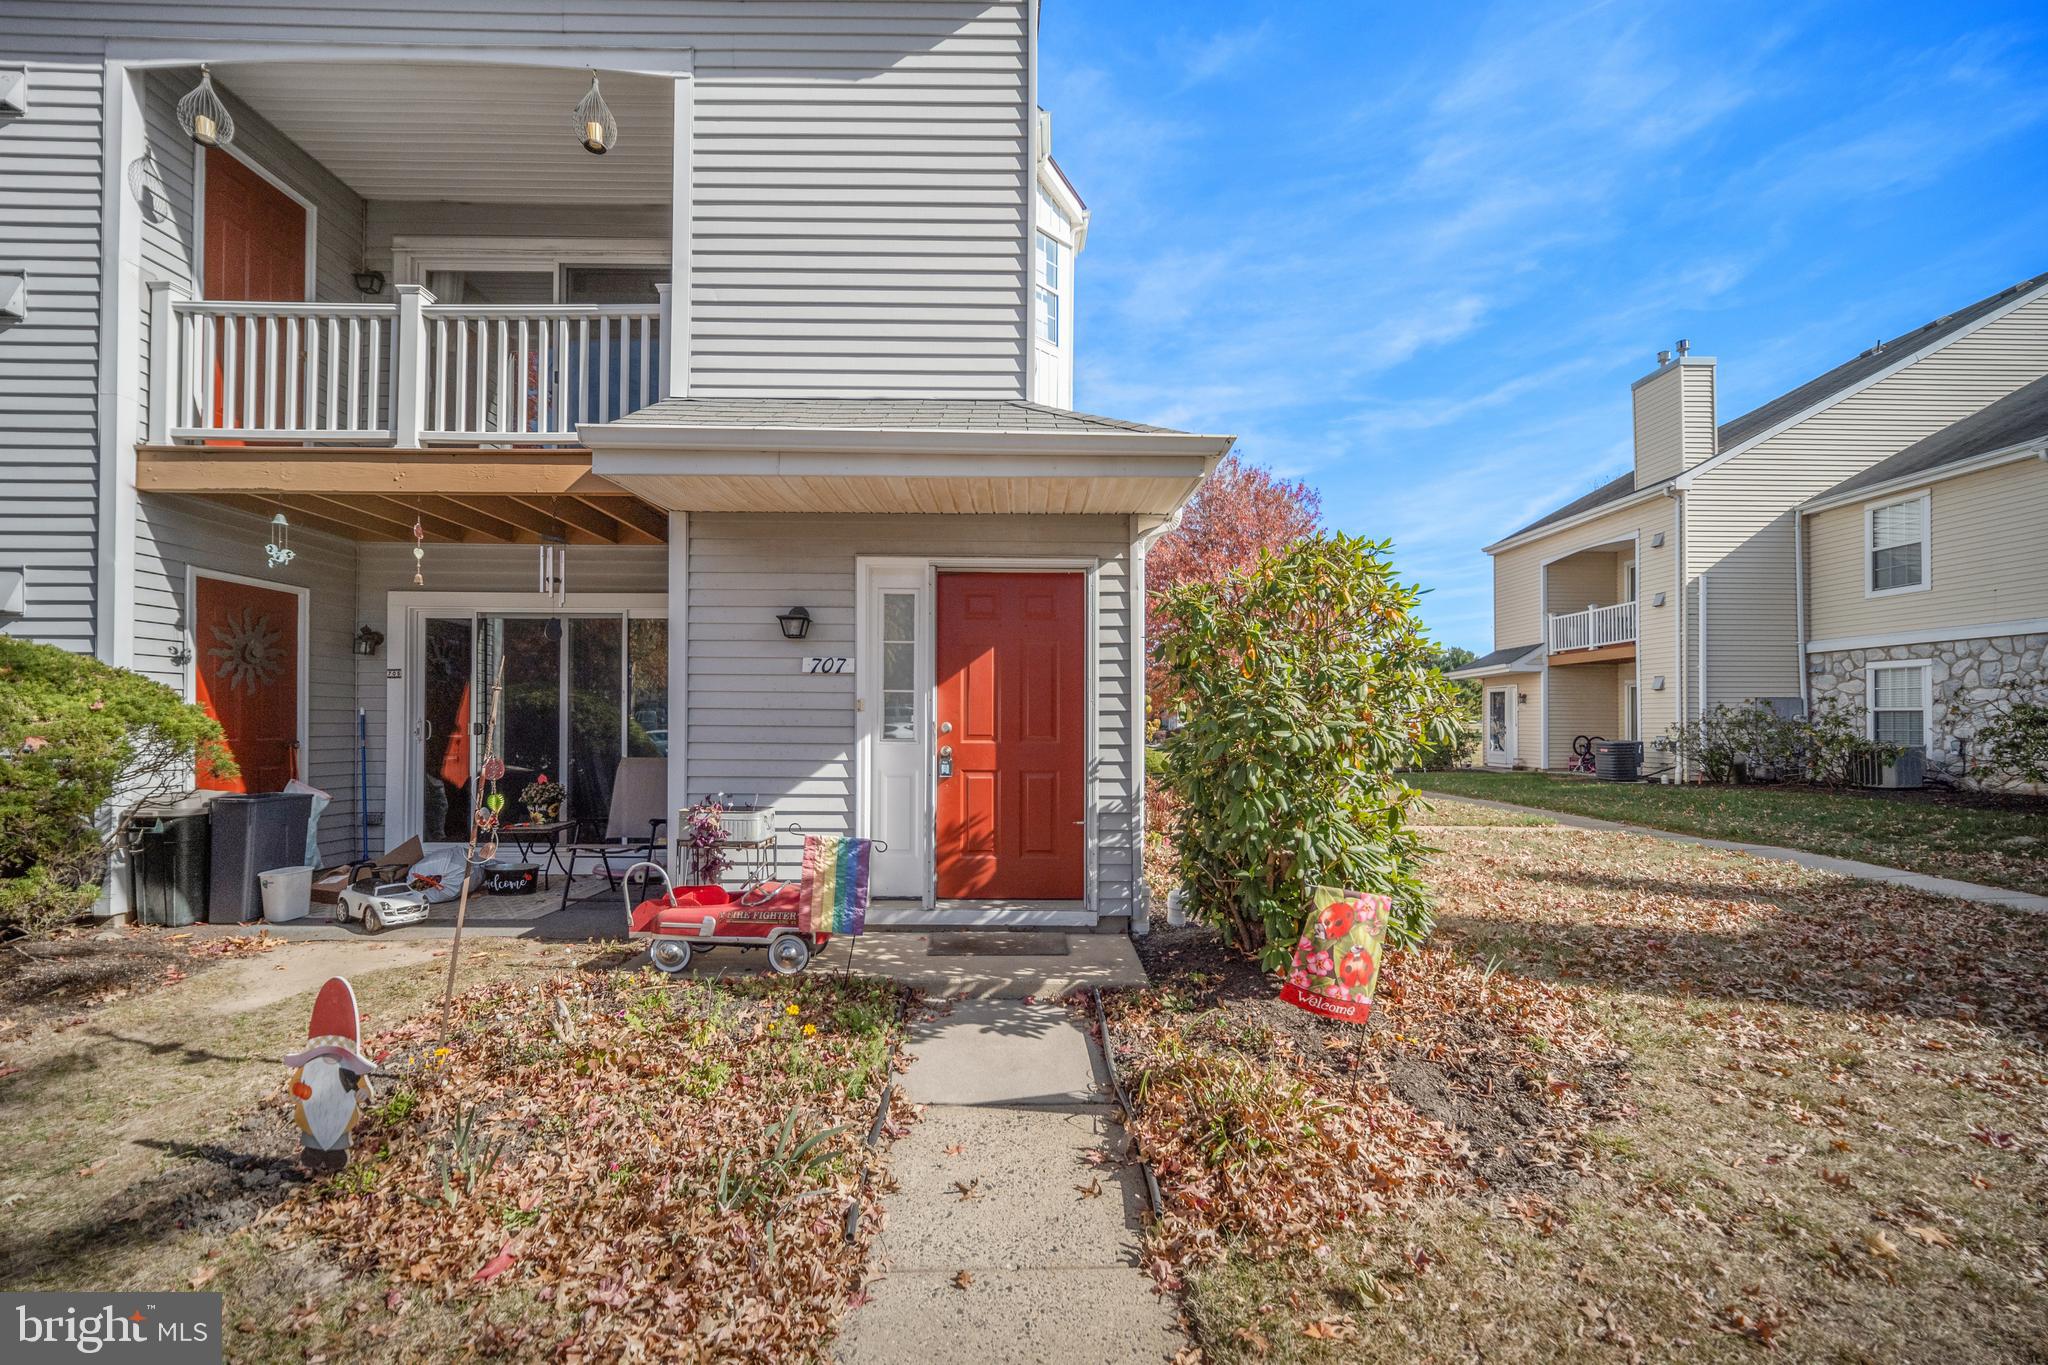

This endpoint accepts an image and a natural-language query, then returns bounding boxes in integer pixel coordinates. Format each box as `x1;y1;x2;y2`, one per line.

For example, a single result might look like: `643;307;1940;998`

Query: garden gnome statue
285;977;374;1171
1280;887;1390;1024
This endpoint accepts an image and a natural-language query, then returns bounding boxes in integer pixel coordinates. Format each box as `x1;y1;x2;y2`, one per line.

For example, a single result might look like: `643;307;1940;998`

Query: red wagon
622;867;826;976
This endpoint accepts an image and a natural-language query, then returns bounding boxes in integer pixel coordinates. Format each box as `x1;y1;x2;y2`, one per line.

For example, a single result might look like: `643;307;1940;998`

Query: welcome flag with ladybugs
1280;886;1390;1024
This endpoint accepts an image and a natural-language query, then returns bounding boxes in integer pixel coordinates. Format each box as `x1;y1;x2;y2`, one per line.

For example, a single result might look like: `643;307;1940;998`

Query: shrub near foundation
0;638;230;936
1155;534;1462;965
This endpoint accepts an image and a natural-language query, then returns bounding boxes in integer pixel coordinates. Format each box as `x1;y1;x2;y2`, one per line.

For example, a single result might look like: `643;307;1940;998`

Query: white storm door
858;563;932;900
1485;686;1517;767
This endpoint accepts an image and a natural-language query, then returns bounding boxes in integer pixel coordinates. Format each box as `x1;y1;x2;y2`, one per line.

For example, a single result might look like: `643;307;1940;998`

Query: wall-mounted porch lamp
353;626;385;657
352;267;387;295
776;607;813;641
573;72;618;155
176;66;234;148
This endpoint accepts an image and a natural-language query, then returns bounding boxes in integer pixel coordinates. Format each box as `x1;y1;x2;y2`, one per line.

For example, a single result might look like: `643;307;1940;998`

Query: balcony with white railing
146;282;669;448
1548;600;1637;656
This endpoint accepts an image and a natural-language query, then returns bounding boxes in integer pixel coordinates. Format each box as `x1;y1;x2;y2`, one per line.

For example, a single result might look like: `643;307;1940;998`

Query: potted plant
519;773;566;824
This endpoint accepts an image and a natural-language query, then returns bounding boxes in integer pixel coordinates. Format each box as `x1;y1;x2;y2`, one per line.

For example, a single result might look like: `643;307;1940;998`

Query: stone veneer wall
1808;632;2048;791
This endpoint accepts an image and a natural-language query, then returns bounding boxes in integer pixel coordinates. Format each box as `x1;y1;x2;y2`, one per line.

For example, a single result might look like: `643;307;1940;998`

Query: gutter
579;420;1236;462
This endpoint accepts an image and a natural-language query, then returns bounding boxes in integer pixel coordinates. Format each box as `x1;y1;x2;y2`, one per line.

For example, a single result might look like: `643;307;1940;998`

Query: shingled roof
1497;272;2048;545
1809;372;2048;506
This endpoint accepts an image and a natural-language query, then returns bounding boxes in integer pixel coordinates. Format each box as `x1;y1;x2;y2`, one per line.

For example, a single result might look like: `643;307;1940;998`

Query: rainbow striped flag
798;835;871;936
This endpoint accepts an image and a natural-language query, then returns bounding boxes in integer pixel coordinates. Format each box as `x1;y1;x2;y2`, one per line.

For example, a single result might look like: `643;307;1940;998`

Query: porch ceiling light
573;72;619;155
177;65;234;148
776;607;813;641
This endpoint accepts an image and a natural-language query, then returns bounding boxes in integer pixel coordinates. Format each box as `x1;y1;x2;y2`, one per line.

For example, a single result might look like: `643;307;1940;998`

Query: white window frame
1034;231;1062;348
1863;490;1931;599
1865;659;1932;750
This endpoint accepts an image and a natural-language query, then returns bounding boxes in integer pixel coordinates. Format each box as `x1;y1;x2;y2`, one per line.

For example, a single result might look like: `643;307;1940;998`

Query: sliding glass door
415;611;666;841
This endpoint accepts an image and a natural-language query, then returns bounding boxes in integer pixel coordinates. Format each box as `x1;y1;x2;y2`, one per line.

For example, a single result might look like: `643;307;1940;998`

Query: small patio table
500;819;577;890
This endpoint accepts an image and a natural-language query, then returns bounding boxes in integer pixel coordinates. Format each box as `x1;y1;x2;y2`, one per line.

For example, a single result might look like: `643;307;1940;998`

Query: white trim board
1805;617;2048;654
185;566;312;790
388;236;670;293
1482;480;1666;556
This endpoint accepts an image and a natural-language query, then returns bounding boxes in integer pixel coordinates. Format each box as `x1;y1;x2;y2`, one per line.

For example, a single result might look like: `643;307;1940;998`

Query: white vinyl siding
0;56;105;650
1865;492;1928;596
1868;662;1929;749
1805;458;2048;642
1690;288;2048;711
684;513;1137;916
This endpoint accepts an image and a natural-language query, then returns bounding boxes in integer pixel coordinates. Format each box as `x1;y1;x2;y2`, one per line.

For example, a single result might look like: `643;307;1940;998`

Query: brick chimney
1631;342;1716;487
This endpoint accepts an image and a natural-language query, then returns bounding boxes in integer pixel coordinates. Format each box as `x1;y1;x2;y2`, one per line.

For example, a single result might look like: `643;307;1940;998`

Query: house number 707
801;656;853;675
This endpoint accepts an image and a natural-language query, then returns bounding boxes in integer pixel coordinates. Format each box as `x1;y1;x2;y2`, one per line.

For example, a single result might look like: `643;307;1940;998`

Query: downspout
1127;505;1187;939
1666;486;1685;780
1794;509;1810;719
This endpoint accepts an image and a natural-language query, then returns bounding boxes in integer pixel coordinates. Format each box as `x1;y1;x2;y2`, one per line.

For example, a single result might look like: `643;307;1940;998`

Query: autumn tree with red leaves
1147;454;1322;703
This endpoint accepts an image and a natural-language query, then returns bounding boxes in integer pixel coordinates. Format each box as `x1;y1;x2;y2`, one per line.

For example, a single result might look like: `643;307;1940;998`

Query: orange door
934;573;1085;900
192;575;300;793
204;147;306;434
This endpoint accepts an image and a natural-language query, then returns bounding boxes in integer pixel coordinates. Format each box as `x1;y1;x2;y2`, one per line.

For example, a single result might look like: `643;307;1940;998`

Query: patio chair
559;756;668;909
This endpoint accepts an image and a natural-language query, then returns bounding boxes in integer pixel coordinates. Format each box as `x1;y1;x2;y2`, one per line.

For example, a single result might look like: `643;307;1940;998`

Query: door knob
939;745;953;757
939;721;953;734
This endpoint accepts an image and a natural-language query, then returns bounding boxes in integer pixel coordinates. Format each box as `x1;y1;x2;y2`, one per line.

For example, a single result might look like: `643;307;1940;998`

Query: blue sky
1041;1;2048;652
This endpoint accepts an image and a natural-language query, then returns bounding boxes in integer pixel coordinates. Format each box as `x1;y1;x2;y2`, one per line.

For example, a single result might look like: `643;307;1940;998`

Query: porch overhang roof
579;399;1235;515
1447;643;1545;679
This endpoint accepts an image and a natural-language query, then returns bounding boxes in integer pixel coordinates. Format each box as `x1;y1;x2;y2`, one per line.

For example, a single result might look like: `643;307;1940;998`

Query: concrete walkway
836;997;1181;1364
1436;794;2048;912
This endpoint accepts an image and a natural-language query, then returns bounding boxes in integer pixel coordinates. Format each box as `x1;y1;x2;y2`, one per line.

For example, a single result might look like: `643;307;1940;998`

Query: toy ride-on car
620;862;833;976
334;881;429;934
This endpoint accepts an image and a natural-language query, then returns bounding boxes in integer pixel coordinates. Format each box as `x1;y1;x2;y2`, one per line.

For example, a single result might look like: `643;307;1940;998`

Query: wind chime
264;512;295;568
411;514;426;586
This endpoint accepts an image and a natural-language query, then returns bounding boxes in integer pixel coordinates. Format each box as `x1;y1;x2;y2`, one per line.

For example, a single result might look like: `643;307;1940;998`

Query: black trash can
207;791;315;924
132;800;212;927
1594;740;1644;782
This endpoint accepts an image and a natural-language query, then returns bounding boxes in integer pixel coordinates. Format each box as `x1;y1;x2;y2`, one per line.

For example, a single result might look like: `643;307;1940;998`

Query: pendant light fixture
177;65;234;148
573;71;618;155
264;512;295;569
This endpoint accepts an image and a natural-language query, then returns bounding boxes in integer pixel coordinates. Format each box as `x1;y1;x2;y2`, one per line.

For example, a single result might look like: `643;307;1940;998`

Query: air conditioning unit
1852;746;1924;789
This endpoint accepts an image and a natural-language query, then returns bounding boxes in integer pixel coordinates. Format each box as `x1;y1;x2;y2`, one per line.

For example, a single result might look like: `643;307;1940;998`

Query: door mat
926;932;1072;957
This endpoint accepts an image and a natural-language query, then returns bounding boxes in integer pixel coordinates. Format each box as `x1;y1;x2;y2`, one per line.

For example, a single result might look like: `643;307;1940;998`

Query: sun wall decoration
207;605;285;694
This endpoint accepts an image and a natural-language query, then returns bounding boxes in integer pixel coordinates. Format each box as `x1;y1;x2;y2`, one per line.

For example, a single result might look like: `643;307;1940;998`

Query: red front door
203;147;306;435
934;572;1086;900
192;575;301;793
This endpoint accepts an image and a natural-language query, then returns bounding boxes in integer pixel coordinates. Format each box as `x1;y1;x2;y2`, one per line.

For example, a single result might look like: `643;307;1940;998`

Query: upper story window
1034;232;1062;347
1865;492;1929;596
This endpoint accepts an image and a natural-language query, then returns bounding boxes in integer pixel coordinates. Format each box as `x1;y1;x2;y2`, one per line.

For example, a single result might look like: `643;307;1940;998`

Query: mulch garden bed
245;968;916;1362
1111;921;1629;1285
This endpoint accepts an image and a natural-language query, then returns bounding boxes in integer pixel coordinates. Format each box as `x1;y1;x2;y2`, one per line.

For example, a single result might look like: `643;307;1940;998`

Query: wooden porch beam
296;495;475;545
213;494;367;543
411;495;532;546
1548;642;1637;666
575;494;668;544
452;495;577;541
505;494;621;545
136;446;621;498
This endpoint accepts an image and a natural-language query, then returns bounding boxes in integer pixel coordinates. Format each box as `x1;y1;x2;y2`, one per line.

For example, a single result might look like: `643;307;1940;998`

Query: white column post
391;283;434;446
667;71;693;399
655;282;673;395
667;511;690;871
145;280;188;444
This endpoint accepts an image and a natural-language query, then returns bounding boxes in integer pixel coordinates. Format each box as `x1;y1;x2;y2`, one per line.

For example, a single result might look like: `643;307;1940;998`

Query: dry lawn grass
1158;827;2048;1362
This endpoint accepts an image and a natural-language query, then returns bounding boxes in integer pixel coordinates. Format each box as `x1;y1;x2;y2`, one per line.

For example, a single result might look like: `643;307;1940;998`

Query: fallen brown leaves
275;970;911;1362
1107;938;1621;1285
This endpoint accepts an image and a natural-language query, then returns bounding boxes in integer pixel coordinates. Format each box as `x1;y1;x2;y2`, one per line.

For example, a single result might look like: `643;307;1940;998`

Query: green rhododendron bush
1155;534;1464;966
0;637;230;936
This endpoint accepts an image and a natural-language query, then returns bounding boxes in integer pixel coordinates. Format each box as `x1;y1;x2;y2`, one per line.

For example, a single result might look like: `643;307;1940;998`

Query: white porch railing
147;282;669;446
1548;600;1636;653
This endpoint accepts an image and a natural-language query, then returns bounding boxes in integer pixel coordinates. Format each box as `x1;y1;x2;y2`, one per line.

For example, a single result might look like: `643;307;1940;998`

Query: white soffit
210;62;674;205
